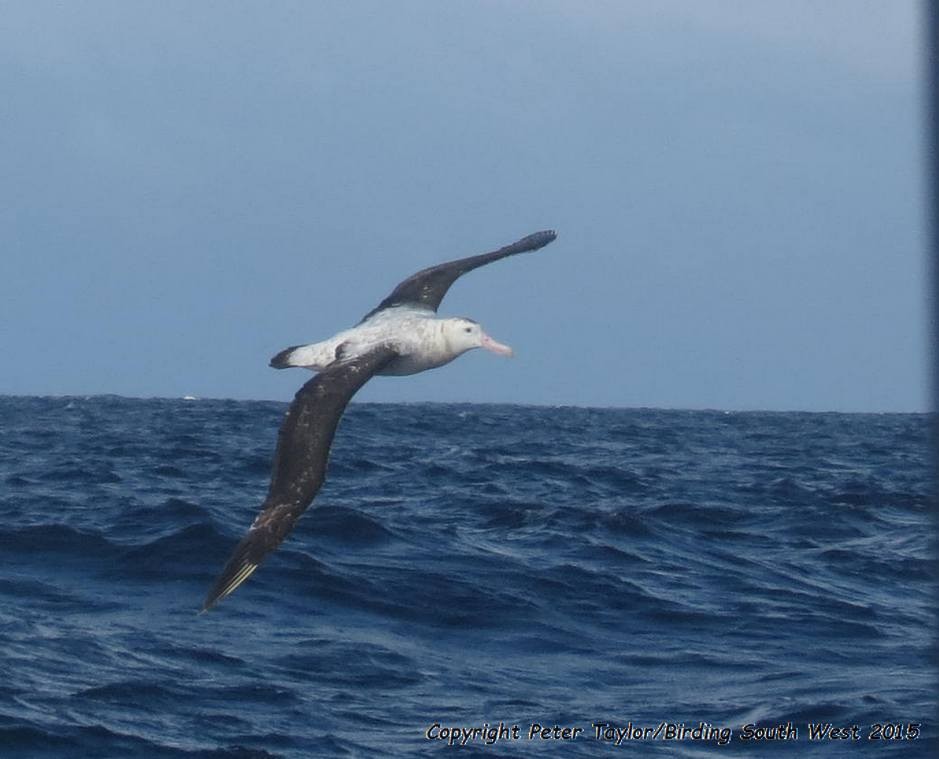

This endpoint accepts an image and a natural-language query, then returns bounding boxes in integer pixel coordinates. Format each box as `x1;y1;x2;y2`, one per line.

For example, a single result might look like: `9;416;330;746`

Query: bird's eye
464;327;472;333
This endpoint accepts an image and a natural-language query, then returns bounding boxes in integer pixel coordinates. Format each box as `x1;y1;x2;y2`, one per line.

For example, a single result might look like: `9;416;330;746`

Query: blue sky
0;1;926;411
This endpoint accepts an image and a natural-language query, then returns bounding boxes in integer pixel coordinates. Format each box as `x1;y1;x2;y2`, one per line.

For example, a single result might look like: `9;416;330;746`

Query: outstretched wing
360;229;557;322
202;344;398;610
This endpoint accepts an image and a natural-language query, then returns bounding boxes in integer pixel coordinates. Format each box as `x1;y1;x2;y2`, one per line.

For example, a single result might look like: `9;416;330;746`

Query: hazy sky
0;1;926;411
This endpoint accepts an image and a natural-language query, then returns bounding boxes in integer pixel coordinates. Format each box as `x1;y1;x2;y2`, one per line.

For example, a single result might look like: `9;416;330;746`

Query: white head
443;318;514;358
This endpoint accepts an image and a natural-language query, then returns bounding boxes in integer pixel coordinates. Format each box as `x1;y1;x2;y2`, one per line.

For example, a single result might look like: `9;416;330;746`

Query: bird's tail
270;344;304;369
269;341;338;370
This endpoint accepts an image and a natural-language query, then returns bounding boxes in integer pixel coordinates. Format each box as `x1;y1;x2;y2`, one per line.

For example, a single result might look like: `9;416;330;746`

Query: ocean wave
0;398;932;758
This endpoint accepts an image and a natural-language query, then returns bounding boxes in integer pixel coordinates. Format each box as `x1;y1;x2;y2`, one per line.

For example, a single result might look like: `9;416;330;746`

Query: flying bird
202;229;557;610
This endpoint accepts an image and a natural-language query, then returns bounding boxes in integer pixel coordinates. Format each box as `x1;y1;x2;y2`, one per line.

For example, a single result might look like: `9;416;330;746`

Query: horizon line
0;392;928;416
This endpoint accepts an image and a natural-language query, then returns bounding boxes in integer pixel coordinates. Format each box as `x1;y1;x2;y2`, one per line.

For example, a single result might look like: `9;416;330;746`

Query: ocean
0;396;935;757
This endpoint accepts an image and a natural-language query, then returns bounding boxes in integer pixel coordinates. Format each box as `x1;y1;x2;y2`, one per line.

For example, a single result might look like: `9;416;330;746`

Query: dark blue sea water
0;396;935;757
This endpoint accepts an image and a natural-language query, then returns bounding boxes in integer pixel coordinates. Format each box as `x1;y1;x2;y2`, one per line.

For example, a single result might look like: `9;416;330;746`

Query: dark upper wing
360;229;557;322
202;344;398;611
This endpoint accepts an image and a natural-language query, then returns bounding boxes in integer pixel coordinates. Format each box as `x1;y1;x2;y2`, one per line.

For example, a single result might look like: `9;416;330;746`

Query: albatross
202;229;557;610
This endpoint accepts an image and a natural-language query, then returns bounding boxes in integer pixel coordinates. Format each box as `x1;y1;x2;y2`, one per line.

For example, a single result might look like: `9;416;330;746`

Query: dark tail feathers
269;345;300;369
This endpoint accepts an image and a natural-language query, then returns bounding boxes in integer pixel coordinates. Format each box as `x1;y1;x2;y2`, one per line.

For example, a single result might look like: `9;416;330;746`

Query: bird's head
443;318;514;358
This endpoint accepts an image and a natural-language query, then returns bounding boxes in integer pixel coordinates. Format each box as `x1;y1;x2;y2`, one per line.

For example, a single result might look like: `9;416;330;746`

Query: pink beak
480;332;514;357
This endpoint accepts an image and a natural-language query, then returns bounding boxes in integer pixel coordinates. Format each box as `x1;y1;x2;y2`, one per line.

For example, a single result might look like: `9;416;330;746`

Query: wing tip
512;229;557;254
201;560;259;612
202;526;267;611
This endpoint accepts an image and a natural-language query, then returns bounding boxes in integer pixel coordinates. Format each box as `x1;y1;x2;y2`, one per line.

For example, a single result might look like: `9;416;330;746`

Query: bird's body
202;229;557;611
269;305;510;377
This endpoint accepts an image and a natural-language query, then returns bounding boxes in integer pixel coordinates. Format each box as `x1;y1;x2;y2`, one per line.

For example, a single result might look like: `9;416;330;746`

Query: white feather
279;307;491;376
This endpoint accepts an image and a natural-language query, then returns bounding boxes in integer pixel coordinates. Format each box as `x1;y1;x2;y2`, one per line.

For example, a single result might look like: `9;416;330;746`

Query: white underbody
279;306;468;376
